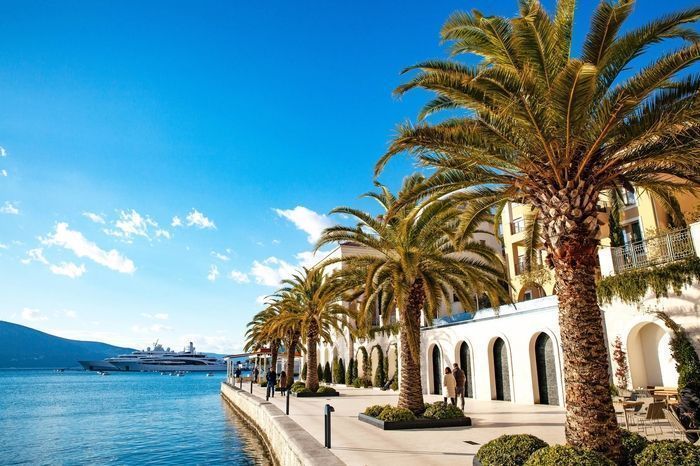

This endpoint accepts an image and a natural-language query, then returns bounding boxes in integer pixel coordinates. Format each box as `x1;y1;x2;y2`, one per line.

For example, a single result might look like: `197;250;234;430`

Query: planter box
358;413;471;430
292;391;340;398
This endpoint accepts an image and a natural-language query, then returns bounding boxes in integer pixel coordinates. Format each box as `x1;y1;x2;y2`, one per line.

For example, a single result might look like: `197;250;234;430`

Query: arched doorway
628;322;673;388
493;338;511;401
459;341;473;398
518;284;546;302
431;345;442;395
387;344;398;381
534;333;559;405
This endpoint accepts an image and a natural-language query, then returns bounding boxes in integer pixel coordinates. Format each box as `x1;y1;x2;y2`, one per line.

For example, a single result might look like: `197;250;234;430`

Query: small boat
97;371;110;376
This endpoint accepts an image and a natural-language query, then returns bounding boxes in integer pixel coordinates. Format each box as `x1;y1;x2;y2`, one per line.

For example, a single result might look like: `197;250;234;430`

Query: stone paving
245;383;567;466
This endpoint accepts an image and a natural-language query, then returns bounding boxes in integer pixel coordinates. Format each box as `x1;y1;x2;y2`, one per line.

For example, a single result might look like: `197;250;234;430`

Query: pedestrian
279;370;288;396
253;366;259;383
234;366;242;382
452;363;466;410
266;367;277;398
443;366;456;406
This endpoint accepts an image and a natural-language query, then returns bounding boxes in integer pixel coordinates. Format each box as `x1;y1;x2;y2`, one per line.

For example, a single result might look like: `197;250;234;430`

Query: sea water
0;370;271;465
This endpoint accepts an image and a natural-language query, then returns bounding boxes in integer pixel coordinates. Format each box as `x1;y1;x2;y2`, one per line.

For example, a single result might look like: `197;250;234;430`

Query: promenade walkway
245;383;566;466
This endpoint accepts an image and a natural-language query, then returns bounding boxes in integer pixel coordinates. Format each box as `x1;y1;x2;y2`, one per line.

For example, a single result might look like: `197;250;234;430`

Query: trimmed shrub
364;404;391;417
323;362;332;383
317;385;337;395
331;356;339;383
290;381;306;393
620;429;648;466
301;362;307;381
333;358;345;385
635;440;700;466
390;380;398;391
372;345;385;388
360;377;372;388
352;355;359;380
317;363;322;382
524;445;614;465
260;380;267;387
476;434;548;466
377;406;416;422
296;387;312;394
422;402;466;420
346;358;354;386
352;378;361;388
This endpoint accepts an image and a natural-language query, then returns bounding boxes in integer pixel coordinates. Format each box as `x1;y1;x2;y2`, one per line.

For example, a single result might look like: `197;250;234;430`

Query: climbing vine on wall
655;311;700;391
597;257;700;304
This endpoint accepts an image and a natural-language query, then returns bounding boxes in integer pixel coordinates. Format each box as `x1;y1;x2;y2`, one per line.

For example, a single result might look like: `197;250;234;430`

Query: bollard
324;404;335;449
250;379;253;394
286;388;290;415
266;385;270;401
239;377;242;389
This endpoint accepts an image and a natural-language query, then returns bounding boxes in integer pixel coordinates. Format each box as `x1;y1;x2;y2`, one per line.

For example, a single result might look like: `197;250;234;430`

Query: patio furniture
620;401;644;429
663;408;700;444
635;401;665;436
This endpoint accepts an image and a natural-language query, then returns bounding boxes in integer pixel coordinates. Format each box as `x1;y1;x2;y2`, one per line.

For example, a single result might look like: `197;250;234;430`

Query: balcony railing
511;218;525;235
611;228;696;273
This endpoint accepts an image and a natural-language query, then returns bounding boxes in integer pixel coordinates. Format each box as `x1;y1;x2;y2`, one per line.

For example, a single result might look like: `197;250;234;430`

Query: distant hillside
0;321;134;369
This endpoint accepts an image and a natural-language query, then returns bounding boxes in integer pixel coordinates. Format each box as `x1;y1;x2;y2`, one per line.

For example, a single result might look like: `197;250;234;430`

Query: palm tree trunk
305;322;320;391
270;339;280;373
286;335;298;389
553;246;621;462
397;281;425;414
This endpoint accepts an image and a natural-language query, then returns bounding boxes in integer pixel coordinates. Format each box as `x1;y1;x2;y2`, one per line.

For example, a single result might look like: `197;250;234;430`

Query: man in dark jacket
453;363;466;410
266;367;277;398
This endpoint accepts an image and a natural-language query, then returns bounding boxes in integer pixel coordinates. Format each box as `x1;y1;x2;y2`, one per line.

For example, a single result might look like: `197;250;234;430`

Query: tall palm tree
272;267;349;391
318;175;508;413
266;294;303;390
377;0;700;459
244;306;281;374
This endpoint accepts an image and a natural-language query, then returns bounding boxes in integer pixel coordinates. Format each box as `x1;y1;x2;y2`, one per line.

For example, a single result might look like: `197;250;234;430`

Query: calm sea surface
0;370;271;465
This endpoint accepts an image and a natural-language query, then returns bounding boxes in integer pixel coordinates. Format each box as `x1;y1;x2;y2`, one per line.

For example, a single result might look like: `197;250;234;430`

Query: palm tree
377;0;700;459
244;306;281;374
318;175;508;413
266;294;303;390
272;267;349;391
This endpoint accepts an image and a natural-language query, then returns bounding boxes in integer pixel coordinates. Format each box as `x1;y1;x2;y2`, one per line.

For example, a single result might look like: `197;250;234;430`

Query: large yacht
79;341;226;372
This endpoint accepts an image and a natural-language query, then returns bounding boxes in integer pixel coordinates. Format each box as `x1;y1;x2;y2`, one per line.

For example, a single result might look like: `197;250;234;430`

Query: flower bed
358;403;471;430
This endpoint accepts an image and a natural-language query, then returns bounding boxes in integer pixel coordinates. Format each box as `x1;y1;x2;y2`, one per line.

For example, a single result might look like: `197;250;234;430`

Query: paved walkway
246;383;566;466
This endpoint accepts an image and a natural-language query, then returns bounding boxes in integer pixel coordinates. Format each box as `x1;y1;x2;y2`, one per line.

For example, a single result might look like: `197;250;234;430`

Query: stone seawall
220;382;344;466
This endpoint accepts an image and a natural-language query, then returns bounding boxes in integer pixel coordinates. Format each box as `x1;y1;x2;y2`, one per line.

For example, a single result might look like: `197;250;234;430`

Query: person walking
266;367;277;398
279;370;288;396
253;366;259;383
443;366;456;406
453;363;466;410
234;366;242;383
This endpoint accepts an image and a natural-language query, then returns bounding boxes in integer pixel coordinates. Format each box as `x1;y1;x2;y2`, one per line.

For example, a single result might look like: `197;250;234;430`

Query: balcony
599;223;700;277
510;218;525;235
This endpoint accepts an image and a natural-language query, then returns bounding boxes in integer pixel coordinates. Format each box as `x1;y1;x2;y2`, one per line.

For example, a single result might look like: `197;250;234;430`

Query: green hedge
620;429;648;466
524;445;614;465
335;358;345;385
364;404;391;417
372;345;385;388
422;402;465;420
290;381;306;393
635;440;700;466
323;362;332;383
476;434;548;466
346;358;354;386
317;385;337;395
377;406;416;422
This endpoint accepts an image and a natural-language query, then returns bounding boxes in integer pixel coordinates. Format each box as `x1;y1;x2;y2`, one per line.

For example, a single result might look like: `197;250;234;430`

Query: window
622;220;643;245
511;217;525;234
523;291;533;301
623;188;636;206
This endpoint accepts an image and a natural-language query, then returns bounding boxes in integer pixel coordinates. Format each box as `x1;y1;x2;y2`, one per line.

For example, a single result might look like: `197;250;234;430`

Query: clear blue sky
0;0;695;352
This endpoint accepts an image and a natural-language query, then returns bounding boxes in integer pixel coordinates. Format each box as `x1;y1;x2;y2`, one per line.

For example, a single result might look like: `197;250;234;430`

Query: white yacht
79;341;226;372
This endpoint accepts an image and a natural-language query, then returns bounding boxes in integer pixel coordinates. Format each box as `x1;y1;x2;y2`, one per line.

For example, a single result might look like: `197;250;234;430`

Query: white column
598;246;615;277
690;222;700;258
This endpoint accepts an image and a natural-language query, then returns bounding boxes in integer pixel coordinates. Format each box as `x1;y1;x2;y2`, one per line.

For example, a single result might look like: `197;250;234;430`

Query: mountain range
0;321;134;369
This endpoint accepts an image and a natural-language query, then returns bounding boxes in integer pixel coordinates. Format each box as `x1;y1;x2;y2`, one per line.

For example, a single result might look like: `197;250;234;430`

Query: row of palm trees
244;1;700;462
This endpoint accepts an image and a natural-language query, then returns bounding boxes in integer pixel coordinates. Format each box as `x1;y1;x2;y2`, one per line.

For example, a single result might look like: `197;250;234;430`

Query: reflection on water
0;370;272;465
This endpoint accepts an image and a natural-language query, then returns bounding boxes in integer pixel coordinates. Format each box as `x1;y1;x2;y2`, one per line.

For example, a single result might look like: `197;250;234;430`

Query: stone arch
518;284;546;302
428;344;443;395
530;332;560;405
456;340;474;398
387;343;398;381
627;321;675;388
489;336;513;401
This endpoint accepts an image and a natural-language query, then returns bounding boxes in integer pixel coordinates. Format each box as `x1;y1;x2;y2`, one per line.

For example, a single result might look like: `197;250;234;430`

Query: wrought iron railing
611;228;696;273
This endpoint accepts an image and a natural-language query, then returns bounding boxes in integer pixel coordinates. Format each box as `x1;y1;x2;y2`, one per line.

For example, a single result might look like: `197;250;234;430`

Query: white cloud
295;249;330;268
0;243;8;249
21;308;47;322
64;310;78;319
132;324;173;334
250;256;298;287
1;169;7;177
185;209;216;229
229;269;250;284
171;216;182;227
141;313;169;320
21;248;49;265
104;209;158;242
0;146;6;157
272;239;281;245
155;229;171;239
41;222;136;274
207;264;220;282
1;201;19;215
274;206;333;243
211;251;230;261
256;295;273;306
179;333;241;354
49;262;86;278
82;212;106;224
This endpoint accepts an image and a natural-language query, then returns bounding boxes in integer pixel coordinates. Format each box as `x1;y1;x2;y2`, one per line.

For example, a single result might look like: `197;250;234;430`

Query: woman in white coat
443;366;456;406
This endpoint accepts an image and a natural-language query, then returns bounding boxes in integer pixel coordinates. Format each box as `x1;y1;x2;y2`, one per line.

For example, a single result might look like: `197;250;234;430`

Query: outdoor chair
634;401;665;436
663;408;700;444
